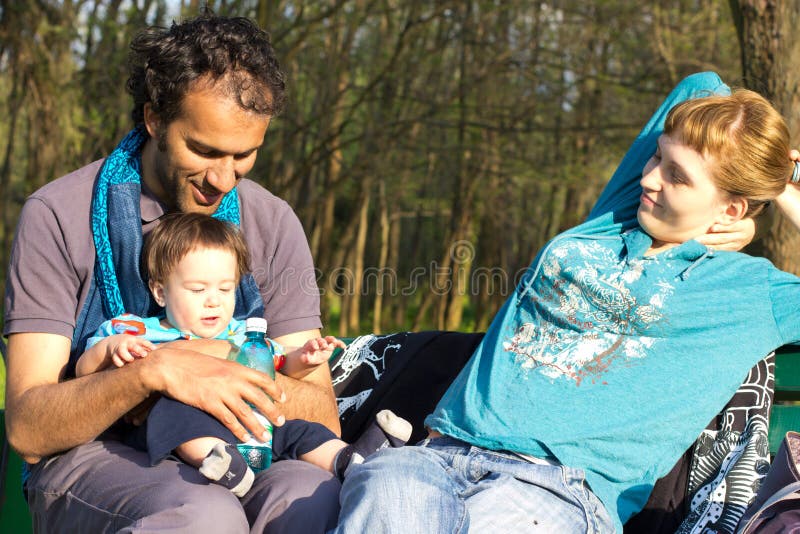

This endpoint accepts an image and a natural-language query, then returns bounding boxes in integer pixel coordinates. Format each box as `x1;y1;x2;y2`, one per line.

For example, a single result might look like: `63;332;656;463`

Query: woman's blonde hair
143;212;250;284
664;89;792;217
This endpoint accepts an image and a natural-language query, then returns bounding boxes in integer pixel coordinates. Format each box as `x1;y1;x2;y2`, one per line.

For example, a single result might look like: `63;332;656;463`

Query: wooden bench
0;409;29;532
1;336;31;532
770;346;800;454
3;341;800;532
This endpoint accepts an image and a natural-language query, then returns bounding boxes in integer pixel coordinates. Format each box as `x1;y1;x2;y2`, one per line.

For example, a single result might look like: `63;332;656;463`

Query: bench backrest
771;347;800;455
0;338;33;531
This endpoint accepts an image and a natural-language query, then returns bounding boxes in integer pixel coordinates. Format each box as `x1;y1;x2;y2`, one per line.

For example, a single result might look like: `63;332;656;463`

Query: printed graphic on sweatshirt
504;238;674;385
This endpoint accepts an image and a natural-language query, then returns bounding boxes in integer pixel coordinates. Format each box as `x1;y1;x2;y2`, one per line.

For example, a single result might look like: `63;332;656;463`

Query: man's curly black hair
126;9;286;126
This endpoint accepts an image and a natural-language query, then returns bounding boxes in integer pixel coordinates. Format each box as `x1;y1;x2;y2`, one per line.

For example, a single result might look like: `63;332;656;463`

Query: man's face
143;81;271;215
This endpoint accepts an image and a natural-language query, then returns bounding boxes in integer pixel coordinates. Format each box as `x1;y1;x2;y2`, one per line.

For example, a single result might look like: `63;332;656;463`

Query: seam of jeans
62;490;138;526
454;498;469;534
30;489;138;534
472;447;512;463
560;466;597;533
579;478;608;534
430;448;469;533
584;486;601;534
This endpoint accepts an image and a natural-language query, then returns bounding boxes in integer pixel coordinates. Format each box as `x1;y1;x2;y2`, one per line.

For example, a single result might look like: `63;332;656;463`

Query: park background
0;0;799;403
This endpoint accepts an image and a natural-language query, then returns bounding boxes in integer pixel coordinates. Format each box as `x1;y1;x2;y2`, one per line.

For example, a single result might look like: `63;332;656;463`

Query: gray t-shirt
4;159;322;340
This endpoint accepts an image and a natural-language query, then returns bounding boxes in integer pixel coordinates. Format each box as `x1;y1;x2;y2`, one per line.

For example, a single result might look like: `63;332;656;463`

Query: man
3;12;341;532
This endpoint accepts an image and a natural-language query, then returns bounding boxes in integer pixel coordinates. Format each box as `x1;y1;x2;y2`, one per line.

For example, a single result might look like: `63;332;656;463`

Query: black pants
125;397;337;466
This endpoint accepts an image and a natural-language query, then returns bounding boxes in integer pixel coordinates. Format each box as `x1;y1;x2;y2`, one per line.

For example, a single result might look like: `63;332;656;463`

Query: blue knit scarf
90;127;241;317
69;127;263;375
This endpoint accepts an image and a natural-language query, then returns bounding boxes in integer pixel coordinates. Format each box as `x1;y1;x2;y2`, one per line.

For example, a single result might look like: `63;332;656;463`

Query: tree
0;0;743;333
730;0;800;273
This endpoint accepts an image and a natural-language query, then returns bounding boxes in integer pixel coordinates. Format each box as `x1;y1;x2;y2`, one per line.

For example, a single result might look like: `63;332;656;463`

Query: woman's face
637;134;731;248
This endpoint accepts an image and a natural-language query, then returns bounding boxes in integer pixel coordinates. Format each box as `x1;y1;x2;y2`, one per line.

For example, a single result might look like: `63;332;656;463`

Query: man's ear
716;196;749;225
143;103;161;139
150;280;166;307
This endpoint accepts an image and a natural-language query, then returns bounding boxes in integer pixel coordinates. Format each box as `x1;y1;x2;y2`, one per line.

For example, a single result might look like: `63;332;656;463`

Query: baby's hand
111;336;155;367
298;336;347;367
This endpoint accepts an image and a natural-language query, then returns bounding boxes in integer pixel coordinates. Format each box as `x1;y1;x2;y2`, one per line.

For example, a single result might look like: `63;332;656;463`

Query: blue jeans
333;437;615;533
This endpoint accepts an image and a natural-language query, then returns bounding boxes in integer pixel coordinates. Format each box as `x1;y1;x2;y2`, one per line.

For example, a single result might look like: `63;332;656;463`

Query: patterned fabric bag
677;355;774;533
330;331;483;443
736;431;800;533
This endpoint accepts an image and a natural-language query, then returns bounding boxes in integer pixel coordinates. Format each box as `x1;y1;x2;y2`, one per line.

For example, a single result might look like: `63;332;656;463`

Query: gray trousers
25;439;341;533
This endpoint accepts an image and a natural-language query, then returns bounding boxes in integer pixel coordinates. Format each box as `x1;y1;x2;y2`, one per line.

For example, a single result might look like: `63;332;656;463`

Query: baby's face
151;246;238;339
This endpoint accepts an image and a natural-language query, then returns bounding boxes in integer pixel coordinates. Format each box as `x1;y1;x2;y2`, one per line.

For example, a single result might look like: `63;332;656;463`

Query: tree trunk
310;73;347;273
347;185;371;333
731;0;800;273
0;73;21;277
372;179;390;334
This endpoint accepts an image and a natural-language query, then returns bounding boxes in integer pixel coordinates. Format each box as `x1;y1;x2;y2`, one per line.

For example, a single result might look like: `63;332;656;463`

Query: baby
77;212;411;496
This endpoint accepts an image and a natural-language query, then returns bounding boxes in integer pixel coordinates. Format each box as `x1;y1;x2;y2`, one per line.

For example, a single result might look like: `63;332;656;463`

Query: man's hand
141;345;287;443
119;338;244;427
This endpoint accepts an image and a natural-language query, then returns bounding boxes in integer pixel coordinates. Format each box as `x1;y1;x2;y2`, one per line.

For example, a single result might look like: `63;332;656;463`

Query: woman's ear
716;196;749;225
150;280;166;307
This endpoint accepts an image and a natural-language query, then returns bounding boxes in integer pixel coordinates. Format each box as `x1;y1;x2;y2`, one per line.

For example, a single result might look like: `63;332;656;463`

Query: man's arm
273;329;341;436
5;332;287;463
5;333;151;462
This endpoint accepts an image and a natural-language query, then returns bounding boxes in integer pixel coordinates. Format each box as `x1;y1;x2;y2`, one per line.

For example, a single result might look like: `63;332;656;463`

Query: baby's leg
273;410;412;478
324;410;413;479
175;436;225;467
300;439;348;472
145;398;255;497
174;437;254;498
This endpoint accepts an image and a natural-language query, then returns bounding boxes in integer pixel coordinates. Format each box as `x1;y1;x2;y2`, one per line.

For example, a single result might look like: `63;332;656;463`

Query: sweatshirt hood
622;227;715;280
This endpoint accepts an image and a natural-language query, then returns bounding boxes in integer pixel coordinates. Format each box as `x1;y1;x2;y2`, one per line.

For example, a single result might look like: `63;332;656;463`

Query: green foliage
0;357;5;410
0;0;741;337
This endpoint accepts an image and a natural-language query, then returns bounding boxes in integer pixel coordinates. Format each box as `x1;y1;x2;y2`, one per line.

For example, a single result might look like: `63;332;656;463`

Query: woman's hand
696;218;756;251
774;149;800;231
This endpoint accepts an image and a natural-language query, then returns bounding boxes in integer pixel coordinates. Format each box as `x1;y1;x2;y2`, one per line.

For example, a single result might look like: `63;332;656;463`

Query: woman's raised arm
587;72;730;222
774;152;800;230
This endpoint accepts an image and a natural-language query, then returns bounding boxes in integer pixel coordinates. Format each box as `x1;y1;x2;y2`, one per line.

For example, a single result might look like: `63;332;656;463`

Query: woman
332;72;800;533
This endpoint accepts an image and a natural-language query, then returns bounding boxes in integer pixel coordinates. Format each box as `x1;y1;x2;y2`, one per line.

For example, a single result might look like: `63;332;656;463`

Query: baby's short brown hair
143;212;250;284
